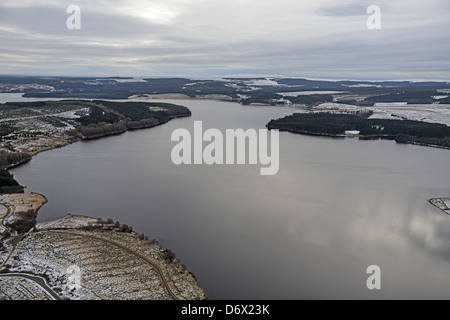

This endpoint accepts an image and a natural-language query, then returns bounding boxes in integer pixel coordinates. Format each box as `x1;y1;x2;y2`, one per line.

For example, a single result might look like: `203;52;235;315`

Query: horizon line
1;74;450;83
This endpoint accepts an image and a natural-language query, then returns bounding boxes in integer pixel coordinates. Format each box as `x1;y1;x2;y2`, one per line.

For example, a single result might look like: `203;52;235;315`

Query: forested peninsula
268;111;450;149
0;100;191;192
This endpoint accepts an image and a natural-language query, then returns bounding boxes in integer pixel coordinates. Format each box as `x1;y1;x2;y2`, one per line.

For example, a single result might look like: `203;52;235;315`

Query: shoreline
4;137;76;171
3;110;191;172
269;127;450;151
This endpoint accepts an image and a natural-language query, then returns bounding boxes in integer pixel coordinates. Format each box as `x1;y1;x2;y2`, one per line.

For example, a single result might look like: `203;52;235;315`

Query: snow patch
278;91;346;97
342;84;382;88
244;79;280;86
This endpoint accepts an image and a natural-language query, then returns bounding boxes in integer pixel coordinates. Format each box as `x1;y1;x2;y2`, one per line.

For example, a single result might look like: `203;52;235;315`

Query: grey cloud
318;2;372;16
0;0;449;79
0;4;177;38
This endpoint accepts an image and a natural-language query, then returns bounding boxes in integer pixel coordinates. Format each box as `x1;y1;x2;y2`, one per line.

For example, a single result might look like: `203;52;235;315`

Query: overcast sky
0;0;449;80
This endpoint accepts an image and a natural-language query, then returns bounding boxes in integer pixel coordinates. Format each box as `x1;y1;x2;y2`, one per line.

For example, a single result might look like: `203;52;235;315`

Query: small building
345;130;360;136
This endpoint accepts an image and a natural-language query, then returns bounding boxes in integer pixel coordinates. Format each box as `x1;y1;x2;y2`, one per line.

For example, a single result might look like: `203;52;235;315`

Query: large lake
5;94;450;299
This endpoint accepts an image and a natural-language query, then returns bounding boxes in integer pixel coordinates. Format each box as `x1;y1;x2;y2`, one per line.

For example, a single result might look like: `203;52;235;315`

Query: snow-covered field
244;79;281;86
0;276;53;300
5;227;205;300
0;105;89;154
314;103;450;126
278;91;347;97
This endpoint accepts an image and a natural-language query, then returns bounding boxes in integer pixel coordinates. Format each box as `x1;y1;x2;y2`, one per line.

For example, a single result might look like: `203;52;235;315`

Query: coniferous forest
268;112;450;148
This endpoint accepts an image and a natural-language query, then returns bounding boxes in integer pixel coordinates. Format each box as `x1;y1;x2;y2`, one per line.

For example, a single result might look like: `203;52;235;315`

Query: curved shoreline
0;100;207;299
2;101;191;172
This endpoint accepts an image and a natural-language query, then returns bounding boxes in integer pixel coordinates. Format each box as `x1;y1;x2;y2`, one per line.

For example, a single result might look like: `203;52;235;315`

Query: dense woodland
268;112;450;148
77;122;128;139
3;76;449;106
0;123;16;137
0;151;31;169
77;101;191;139
0;100;191;140
0;168;24;193
78;105;119;125
284;94;334;105
98;101;191;121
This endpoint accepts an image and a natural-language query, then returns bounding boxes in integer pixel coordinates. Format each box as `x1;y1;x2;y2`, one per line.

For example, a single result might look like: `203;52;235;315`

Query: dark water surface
8;97;450;299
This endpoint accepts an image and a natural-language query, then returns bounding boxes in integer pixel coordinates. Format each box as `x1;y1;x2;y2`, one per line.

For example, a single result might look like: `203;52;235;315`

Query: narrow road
0;273;62;300
42;230;179;300
1;201;62;300
0;201;18;270
0;202;12;226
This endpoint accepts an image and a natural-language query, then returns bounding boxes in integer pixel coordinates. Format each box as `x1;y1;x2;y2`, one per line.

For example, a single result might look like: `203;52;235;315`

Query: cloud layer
1;0;449;79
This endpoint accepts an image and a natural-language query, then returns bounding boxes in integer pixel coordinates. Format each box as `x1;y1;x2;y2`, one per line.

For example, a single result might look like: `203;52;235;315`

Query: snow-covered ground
0;192;205;300
0;276;53;300
0;105;89;154
341;84;382;88
314;103;450;126
104;78;148;83
6;228;205;300
244;78;281;86
278;91;347;97
0;84;55;93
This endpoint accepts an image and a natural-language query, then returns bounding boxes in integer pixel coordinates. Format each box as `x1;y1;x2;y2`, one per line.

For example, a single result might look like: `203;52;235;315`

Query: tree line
268;111;450;148
0;151;32;168
96;101;191;121
0;168;24;193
